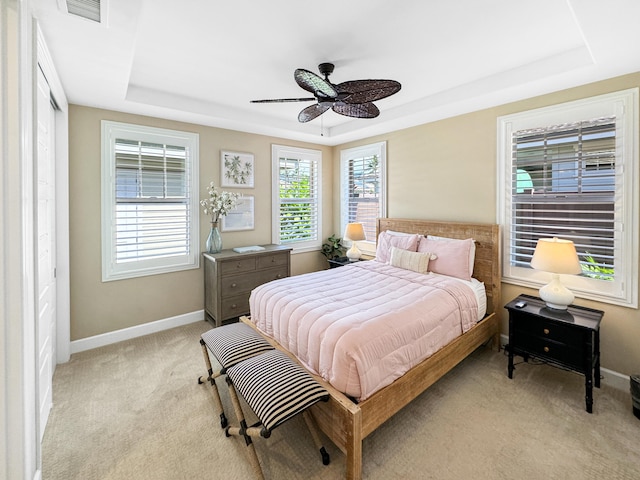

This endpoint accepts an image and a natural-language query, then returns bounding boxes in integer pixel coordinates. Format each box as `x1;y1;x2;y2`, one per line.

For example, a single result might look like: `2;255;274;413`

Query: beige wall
68;106;332;340
333;72;640;377
70;72;640;377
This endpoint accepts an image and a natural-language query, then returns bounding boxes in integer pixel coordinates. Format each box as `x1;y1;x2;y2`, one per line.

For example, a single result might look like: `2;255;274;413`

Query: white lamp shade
344;222;366;241
344;223;366;261
531;237;581;274
531;237;581;310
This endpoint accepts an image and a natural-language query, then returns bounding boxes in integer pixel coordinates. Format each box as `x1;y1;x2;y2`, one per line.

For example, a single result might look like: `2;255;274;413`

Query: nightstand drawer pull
231;283;237;288
543;328;550;335
543;346;550;353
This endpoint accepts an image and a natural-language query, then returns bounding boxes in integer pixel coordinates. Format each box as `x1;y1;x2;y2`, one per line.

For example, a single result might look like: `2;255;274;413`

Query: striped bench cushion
226;350;330;433
201;323;273;370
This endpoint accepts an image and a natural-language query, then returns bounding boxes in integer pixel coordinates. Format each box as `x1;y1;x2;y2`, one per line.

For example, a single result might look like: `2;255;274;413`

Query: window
340;142;387;247
498;89;638;307
271;145;322;252
101;121;199;281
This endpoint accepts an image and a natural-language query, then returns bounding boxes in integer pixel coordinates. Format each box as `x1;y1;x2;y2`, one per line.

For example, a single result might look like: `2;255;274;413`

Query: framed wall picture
221;195;255;232
221;150;254;188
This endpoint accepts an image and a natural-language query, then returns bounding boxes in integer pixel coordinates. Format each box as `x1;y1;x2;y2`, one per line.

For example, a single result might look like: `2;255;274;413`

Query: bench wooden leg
225;378;265;480
198;339;228;429
302;410;330;465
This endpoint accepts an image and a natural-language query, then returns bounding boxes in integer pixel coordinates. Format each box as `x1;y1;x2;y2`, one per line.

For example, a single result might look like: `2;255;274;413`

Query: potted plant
321;235;345;260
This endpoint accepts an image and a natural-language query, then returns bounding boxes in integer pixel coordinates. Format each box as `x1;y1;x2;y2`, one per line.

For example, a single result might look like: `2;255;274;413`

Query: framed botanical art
221;195;255;232
221;150;254;188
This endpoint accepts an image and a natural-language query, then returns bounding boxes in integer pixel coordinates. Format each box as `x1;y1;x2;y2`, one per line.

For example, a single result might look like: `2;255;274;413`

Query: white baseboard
498;333;629;392
70;310;205;355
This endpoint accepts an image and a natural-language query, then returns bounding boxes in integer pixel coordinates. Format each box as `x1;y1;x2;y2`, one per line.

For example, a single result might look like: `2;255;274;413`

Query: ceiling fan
250;63;401;123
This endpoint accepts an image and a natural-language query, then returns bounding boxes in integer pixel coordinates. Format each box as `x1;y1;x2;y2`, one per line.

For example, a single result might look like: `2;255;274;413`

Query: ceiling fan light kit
251;63;401;123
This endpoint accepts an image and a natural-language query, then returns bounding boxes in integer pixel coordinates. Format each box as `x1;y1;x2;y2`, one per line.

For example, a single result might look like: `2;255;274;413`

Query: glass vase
206;222;223;254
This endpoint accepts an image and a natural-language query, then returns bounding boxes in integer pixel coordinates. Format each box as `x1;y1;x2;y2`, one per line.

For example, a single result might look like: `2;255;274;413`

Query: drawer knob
543;328;550;335
231;283;237;288
543;346;550;353
276;274;282;279
231;304;237;309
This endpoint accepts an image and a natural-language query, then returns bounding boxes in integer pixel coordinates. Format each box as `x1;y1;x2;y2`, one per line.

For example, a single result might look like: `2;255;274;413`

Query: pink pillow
375;231;420;264
418;236;475;281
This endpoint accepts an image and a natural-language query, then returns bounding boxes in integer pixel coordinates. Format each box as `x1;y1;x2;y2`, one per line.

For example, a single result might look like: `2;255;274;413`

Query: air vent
66;0;101;23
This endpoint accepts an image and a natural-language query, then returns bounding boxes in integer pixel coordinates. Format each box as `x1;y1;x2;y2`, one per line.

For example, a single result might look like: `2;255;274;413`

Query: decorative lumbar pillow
375;231;420;264
418;236;476;281
390;246;436;274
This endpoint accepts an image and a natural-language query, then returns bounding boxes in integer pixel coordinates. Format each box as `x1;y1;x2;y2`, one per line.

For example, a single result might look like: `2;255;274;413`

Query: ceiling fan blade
298;103;331;123
336;80;401;104
332;102;380;119
294;69;337;98
250;97;316;103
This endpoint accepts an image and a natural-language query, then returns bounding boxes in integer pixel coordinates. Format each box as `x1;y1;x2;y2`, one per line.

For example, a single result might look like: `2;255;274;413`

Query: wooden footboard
240;312;498;479
240;218;501;480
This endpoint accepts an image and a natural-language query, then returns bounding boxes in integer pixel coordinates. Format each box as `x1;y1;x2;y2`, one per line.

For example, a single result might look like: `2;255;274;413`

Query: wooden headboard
377;218;501;317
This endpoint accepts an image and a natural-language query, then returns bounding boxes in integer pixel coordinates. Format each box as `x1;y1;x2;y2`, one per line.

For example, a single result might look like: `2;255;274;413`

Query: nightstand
505;294;603;413
327;256;358;268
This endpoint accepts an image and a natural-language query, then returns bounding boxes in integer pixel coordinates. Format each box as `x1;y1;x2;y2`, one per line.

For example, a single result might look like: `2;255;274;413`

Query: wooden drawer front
254;266;288;285
221;267;289;297
220;258;256;276
221;294;250;319
516;333;584;370
514;315;575;344
256;252;289;270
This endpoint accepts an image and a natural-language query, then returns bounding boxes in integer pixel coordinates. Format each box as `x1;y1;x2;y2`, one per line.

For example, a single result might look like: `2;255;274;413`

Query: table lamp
344;223;366;261
530;237;582;310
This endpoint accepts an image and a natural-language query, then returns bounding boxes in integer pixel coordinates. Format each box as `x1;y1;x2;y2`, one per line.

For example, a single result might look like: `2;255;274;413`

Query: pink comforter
249;261;478;401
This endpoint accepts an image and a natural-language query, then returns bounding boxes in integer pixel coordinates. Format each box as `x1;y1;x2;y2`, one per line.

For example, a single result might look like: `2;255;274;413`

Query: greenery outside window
271;144;322;252
340;142;387;253
497;89;638;307
101;121;199;281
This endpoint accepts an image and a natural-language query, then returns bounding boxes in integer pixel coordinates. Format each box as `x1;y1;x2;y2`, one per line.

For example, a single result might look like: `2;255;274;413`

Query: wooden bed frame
240;218;501;479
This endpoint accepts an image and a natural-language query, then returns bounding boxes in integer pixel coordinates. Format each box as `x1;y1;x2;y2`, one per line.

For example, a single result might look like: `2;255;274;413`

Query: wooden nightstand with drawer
505;294;603;413
203;245;291;327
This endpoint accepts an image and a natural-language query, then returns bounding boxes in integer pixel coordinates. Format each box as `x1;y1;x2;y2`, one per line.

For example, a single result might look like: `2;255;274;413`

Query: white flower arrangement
200;182;239;224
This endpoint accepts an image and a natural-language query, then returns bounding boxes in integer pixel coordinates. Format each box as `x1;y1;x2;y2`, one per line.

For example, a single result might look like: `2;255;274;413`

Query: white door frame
2;1;37;479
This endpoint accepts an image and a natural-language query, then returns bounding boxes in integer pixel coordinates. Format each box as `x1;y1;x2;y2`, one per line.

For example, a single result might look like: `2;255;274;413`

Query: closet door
36;65;56;441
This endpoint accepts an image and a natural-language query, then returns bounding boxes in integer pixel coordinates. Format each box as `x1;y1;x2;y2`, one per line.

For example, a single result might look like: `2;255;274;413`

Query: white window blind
102;121;199;281
115;139;190;262
272;145;322;251
511;117;616;280
340;142;387;244
498;88;638;307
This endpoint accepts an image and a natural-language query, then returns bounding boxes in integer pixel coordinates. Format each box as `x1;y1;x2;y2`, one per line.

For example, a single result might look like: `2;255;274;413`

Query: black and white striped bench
199;322;274;428
198;324;331;479
224;349;331;478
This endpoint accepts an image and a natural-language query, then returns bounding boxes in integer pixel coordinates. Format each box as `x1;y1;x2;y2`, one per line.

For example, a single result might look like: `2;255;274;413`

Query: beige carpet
42;321;640;480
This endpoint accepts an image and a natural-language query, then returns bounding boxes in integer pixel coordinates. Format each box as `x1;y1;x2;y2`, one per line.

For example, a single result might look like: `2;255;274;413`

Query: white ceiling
33;0;640;146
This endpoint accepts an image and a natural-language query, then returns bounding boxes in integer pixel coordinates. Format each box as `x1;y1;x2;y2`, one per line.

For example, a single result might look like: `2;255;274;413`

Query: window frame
101;121;200;281
497;89;639;307
340;141;387;254
271;144;322;253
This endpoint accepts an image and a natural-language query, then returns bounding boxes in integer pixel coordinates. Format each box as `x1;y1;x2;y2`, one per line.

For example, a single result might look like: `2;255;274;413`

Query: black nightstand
505;294;603;413
327;256;363;268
